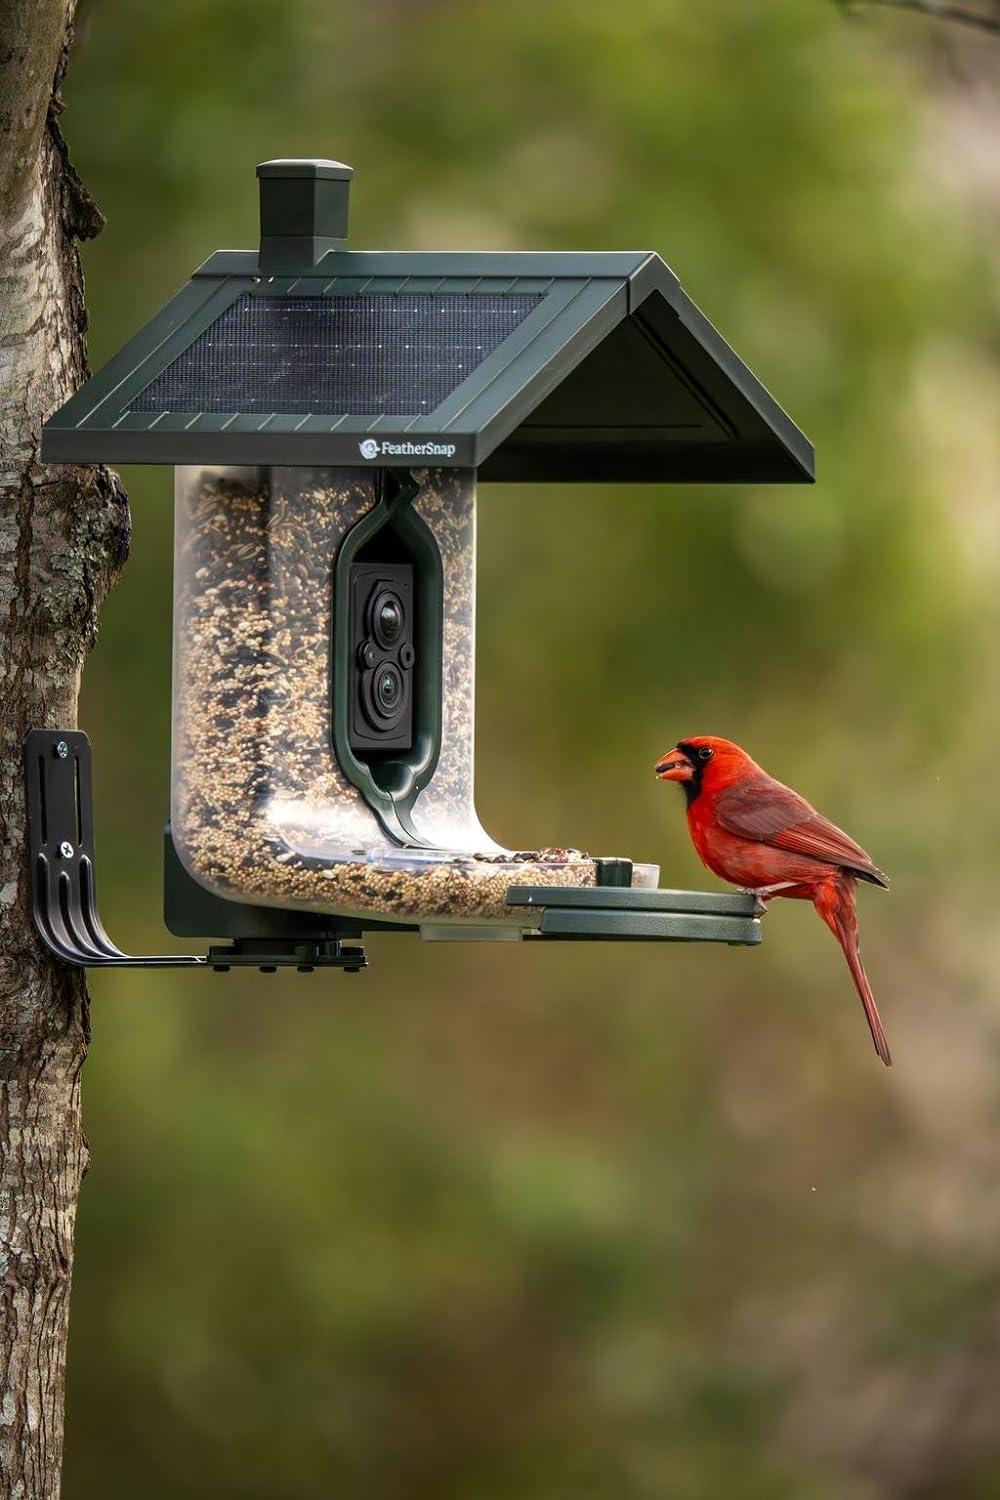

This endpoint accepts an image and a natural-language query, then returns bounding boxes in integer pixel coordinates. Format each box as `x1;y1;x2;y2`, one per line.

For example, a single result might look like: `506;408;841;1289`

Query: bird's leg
740;881;800;902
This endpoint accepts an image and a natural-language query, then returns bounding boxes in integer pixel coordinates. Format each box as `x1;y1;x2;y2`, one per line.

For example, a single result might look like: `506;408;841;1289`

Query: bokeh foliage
61;1;1000;1495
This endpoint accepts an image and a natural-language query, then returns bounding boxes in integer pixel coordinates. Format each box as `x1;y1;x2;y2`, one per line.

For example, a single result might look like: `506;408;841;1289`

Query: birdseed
171;465;652;924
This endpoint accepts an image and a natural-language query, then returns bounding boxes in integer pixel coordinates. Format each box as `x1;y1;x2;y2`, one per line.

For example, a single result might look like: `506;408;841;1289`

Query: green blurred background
61;2;1000;1495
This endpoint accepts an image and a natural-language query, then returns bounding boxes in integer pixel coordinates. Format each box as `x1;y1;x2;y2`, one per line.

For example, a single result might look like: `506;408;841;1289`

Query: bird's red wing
714;778;888;886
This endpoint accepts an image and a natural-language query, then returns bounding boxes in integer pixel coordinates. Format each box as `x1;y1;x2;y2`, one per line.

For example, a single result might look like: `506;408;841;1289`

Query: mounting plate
22;730;367;972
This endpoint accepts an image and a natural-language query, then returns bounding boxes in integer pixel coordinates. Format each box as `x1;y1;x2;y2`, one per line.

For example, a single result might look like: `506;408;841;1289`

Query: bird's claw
740;881;800;915
738;887;767;916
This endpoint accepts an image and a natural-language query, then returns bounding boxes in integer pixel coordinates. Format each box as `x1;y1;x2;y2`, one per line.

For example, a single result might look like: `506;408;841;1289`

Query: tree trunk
0;3;128;1492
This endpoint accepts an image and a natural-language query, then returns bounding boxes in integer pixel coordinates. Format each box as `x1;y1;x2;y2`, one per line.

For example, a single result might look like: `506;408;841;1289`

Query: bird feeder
31;158;813;972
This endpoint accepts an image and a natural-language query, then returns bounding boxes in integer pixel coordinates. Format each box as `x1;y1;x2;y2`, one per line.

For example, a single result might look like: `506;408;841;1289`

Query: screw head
55;741;69;759
58;841;74;859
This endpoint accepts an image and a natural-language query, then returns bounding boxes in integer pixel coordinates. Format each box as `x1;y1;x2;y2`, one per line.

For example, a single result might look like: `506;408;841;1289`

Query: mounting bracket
22;730;367;973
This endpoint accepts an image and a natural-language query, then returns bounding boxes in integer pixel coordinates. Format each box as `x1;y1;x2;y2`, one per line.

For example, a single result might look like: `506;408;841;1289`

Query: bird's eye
697;746;714;762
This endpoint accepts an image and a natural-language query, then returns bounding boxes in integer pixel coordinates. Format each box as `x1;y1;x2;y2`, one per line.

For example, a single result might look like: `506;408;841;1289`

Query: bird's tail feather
815;881;892;1067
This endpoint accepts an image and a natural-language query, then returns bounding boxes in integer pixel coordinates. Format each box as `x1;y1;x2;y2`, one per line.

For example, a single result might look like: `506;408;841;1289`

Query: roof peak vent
256;158;353;272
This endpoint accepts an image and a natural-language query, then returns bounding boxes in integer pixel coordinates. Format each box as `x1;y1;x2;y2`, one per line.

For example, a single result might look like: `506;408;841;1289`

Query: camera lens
376;666;402;713
379;599;402;641
359;658;408;732
372;589;404;648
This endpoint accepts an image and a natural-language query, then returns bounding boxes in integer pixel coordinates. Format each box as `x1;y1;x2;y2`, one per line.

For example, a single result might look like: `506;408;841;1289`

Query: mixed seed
171;465;629;924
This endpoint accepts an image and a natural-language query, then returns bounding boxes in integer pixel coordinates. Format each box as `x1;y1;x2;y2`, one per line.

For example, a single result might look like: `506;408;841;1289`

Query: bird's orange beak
654;748;694;783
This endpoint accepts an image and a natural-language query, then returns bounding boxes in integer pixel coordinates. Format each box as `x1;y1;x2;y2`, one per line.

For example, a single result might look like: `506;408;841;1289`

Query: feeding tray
508;886;762;944
31;157;812;971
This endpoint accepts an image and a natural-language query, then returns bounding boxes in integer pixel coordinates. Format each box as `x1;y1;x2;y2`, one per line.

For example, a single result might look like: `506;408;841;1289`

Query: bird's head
654;736;757;799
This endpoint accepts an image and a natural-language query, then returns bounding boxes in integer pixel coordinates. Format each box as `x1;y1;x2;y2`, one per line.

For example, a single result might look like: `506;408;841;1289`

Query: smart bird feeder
31;158;813;971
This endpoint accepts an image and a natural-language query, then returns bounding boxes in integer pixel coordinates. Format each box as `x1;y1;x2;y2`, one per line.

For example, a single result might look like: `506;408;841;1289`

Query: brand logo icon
359;439;380;460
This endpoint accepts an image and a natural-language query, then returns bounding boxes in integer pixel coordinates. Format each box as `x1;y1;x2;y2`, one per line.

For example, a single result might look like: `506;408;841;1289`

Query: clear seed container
171;464;656;925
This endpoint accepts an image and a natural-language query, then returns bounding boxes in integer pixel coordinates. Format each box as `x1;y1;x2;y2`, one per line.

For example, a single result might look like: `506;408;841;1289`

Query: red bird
655;735;891;1066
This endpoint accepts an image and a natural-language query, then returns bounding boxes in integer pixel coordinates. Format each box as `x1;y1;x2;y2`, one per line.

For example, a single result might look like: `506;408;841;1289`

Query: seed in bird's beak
655;752;694;782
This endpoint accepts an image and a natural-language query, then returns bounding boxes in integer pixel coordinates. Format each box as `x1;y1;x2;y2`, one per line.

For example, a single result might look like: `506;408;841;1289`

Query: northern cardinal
655;736;891;1066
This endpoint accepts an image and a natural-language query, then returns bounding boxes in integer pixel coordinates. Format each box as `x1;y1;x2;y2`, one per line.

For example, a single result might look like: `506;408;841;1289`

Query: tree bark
0;3;128;1493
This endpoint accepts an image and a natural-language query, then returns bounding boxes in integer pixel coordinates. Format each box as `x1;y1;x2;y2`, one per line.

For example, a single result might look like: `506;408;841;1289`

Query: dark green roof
43;247;813;483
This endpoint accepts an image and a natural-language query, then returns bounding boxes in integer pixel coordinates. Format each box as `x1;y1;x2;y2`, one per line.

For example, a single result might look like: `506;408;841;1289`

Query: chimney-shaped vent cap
256;158;353;272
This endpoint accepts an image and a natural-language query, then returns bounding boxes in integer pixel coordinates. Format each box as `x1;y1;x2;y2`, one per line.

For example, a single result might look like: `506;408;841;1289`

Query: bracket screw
55;741;69;759
58;841;74;859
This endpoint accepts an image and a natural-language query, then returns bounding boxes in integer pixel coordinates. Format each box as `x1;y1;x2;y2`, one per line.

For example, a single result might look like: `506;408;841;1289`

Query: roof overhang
42;249;813;483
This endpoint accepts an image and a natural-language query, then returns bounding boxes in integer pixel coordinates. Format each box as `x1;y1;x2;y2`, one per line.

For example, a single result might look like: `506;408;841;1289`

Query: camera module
348;562;415;753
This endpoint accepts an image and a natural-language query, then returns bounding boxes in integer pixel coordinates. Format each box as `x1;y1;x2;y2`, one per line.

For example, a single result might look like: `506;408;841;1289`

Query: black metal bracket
22;730;367;973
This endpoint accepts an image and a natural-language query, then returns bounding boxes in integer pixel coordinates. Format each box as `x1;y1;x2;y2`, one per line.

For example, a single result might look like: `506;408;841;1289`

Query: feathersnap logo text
358;438;457;460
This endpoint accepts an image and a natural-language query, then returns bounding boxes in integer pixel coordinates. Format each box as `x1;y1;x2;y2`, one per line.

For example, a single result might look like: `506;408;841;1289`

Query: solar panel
127;292;543;417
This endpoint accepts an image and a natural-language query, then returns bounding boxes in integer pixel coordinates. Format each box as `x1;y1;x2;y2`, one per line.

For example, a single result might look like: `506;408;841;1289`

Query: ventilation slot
73;754;83;844
37;756;48;844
